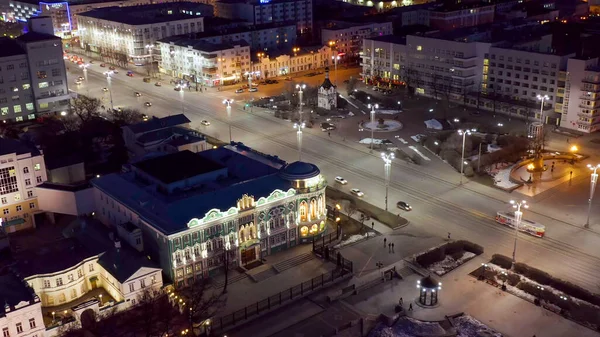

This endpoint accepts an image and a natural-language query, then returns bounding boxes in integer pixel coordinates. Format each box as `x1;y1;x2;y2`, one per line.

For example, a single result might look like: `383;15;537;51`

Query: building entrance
241;245;258;266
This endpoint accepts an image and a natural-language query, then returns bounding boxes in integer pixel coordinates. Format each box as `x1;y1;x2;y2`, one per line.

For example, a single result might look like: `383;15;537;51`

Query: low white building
78;2;211;65
0;272;45;337
321;20;393;56
251;45;334;79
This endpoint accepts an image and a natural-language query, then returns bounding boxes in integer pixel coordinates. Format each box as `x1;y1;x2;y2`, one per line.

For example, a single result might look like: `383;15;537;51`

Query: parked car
321;122;335;131
144;102;152;107
249;87;258;92
100;63;106;67
141;114;149;121
102;87;108;92
126;71;134;77
334;176;348;184
77;76;84;81
351;188;364;197
201;120;210;126
396;201;412;211
109;66;116;70
143;77;151;83
155;82;162;87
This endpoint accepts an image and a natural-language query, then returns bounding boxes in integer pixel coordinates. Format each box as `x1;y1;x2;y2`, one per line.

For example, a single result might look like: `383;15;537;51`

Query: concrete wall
36;185;94;216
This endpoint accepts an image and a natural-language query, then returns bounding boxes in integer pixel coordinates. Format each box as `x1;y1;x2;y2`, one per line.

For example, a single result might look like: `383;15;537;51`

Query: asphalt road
67;60;600;293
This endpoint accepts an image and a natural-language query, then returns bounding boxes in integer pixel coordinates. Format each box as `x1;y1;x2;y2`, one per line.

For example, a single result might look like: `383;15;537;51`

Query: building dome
279;161;320;180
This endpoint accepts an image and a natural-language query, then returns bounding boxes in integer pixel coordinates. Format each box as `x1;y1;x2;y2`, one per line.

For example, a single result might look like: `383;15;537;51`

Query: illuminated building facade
91;143;327;285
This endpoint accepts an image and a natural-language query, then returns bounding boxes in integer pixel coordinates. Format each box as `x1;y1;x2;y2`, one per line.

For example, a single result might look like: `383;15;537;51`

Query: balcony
582;77;600;85
557;88;565;97
202;66;217;74
579;94;600;101
554;103;563;113
558;71;567;81
579;104;600;110
577;111;595;118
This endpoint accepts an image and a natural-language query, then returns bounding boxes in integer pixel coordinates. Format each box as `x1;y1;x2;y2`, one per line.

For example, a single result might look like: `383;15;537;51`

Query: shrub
514;263;554;286
445;241;464;255
416;247;445;267
569;302;600;327
450;251;464;261
462;240;484;255
506;273;521;286
490;254;513;269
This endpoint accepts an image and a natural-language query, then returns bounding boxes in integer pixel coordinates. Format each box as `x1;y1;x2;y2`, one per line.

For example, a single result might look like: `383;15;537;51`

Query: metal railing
211;256;353;333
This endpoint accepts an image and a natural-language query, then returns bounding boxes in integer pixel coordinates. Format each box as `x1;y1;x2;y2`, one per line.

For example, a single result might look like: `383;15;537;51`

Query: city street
67;60;600;293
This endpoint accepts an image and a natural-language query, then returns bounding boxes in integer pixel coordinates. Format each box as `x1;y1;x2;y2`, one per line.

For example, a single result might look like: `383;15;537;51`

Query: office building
215;0;313;33
429;3;495;31
77;2;211;65
321;20;393;56
0;138;47;232
92;144;328;284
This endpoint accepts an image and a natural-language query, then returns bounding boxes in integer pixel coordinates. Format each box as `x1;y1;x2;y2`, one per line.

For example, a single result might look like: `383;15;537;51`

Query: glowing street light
537;94;549;123
368;103;378;153
293;122;305;161
570;145;578;153
381;152;394;211
103;71;114;110
296;83;306;121
457;129;475;185
510;199;528;266
79;63;90;81
331;53;341;85
222;99;234;142
585;164;600;228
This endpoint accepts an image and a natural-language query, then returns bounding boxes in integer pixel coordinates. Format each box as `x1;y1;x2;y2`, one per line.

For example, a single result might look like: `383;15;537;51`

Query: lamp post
510;200;528;267
293;122;305;161
145;44;155;77
79;63;89;82
368;103;378;153
296;83;306;122
99;294;103;306
381;152;394;211
103;71;114;110
178;84;185;115
457;129;474;185
223;99;234;142
585;164;600;228
52;311;55;323
293;47;300;57
536;94;549;123
332;54;340;86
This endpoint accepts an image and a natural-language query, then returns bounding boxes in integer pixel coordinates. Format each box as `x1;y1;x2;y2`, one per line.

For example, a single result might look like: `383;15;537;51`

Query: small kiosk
417;275;442;307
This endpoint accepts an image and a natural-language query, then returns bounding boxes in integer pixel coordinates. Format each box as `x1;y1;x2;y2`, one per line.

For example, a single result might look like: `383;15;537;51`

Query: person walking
392;242;395;252
383;237;387;247
388;243;391;252
371;221;374;230
399;297;403;307
447;232;451;241
408;303;413;311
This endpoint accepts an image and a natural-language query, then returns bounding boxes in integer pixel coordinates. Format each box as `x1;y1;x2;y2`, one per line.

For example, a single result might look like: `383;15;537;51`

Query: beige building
0;272;45;337
252;45;334;78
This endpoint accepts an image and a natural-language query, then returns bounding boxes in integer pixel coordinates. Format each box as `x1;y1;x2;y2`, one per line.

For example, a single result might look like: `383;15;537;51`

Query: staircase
273;253;316;273
212;273;248;288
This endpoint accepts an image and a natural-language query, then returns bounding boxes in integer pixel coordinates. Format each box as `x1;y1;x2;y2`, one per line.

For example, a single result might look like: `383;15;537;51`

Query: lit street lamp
585;164;600;228
79;63;90;81
332;53;340;85
536;94;549;123
368;103;378;153
510;199;528;266
103;71;114;110
178;84;186;115
457;129;475;185
381;152;394;211
296;84;306;121
222;99;234;142
293;122;305;161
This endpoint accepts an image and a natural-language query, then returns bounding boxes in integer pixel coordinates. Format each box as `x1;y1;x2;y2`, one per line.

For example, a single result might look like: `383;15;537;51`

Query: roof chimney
113;239;121;271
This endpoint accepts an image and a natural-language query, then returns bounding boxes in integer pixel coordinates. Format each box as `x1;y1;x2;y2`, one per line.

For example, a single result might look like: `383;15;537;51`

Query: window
0;197;5;204
89;264;94;272
68;274;74;282
26;103;33;111
27;191;33;198
29;318;36;329
6;65;13;70
77;269;83;278
2;327;8;337
51;68;60;76
0;107;7;115
140;279;146;288
23;167;29;174
36;176;42;183
43;279;50;288
16;205;22;212
36;71;47;79
25;178;30;186
13;105;21;113
16;323;22;333
2;209;8;215
70;289;77;299
56;277;63;286
129;283;135;292
34;163;40;171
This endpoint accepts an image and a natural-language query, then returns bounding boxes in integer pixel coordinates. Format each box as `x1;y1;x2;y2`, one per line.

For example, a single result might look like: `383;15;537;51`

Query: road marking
361;110;367;115
357;252;375;278
408;146;431;161
398;138;408;144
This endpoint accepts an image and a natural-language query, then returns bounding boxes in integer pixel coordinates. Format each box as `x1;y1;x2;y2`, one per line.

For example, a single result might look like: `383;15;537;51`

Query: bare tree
346;202;357;219
70;95;102;123
401;65;418;96
346;77;358;93
108;108;144;126
181;278;227;333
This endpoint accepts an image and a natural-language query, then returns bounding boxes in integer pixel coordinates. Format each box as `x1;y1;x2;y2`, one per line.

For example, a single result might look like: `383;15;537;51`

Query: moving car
77;76;84;81
174;86;182;91
141;114;149;121
143;77;151;83
135;92;142;97
74;80;82;85
144;102;152;107
351;188;364;197
109;66;116;70
102;87;108;92
334;176;348;184
200;120;210;126
321;122;335;131
284;77;292;81
235;88;244;93
249;87;258;92
396;201;412;211
126;71;134;77
100;63;106;67
155;82;162;87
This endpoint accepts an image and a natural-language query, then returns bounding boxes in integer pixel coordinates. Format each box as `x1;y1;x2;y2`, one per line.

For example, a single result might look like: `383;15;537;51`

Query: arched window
299;201;308;222
239;225;245;243
310;199;317;219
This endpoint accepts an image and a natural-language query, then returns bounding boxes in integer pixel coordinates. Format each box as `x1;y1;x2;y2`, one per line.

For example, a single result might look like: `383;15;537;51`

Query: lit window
39;102;48;109
38;82;48;88
22;83;30;90
14;194;20;201
417;45;422;51
13;105;21;113
15;116;23;122
28;114;35;120
0;107;7;115
34;163;40;171
25;103;33;110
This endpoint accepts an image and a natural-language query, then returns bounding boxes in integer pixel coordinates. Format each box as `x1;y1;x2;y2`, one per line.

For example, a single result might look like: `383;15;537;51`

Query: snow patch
424;119;443;130
334;232;376;249
408;146;431;161
454;315;503;337
428;252;476;276
368;315;501;337
485;163;520;189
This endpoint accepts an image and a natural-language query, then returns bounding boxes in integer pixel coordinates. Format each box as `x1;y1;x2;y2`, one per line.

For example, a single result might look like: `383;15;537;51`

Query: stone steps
213;273;248;288
273;253;316;273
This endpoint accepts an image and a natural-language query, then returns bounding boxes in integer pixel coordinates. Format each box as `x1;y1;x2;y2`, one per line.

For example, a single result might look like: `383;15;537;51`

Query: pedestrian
371;222;374;230
383;237;387;247
399;297;403;307
328;131;331;137
447;232;451;240
388;243;391;252
408;303;413;311
391;242;395;252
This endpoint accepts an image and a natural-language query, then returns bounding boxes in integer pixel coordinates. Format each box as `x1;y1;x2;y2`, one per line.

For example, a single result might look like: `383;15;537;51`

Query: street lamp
381;152;394;211
457;129;475;185
536;94;549;123
222;99;234;142
585;164;600;228
296;84;306;122
510;199;528;266
332;54;340;85
178;84;186;115
103;71;114;110
293;47;300;56
368;103;378;153
293;122;305;161
79;63;89;81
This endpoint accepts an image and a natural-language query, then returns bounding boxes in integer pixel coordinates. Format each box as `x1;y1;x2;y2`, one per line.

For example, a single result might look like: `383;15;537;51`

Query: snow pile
428;252;476;276
487;144;502;153
454;315;502;337
485;163;519;189
424;119;443;130
377;109;402;115
368;317;445;337
334;232;376;249
360;138;383;145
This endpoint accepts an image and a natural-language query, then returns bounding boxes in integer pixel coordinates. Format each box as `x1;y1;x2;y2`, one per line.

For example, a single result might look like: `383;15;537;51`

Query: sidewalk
344;256;600;337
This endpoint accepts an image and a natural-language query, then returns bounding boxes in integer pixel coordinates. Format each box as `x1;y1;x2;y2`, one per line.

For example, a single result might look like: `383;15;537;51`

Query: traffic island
408;241;484;277
469;253;600;332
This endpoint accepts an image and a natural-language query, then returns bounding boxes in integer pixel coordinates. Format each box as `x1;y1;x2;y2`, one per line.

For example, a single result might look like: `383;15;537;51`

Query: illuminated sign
260;0;271;3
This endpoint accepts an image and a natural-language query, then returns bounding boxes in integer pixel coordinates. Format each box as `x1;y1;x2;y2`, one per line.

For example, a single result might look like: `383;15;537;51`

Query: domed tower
318;67;337;110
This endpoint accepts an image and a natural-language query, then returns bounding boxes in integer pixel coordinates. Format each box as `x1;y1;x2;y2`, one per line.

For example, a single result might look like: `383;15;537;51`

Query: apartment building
429;3;495;31
321;20;393;56
215;0;313;33
78;2;211;65
158;38;251;86
0;38;35;122
560;57;600;133
252;45;334;78
0;138;47;233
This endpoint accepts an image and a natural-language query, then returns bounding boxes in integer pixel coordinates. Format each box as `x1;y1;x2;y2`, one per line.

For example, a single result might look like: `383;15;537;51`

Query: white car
235;88;244;93
74;80;82;85
249;87;258;92
102;87;109;92
335;176;348;184
201;120;210;126
351;188;364;197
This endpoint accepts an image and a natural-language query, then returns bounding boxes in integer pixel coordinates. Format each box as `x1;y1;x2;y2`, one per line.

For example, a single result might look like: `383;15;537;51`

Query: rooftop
0;138;40;157
92;143;295;235
133;150;225;184
0;272;37;316
0;38;25;58
161;21;295;42
431;1;495;12
135;126;205;146
164;38;249;53
368;34;407;45
126;114;190;135
16;31;61;43
78;2;212;25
